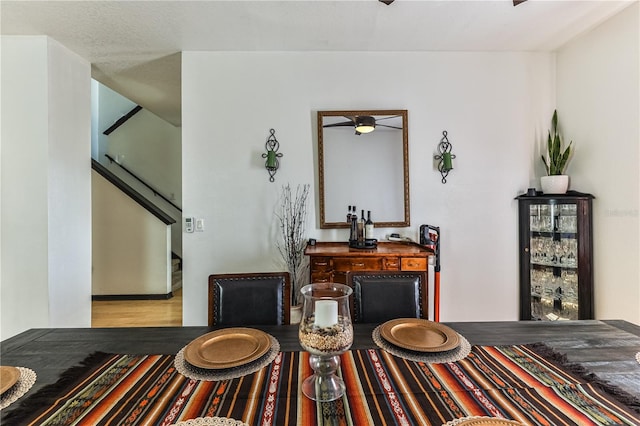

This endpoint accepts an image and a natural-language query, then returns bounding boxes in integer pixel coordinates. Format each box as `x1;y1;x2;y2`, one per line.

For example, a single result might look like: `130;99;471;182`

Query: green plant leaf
541;155;549;175
553;134;561;163
540;110;574;176
558;142;572;174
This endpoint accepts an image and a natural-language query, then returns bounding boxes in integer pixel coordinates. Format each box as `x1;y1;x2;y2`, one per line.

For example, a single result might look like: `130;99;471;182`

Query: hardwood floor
91;289;182;327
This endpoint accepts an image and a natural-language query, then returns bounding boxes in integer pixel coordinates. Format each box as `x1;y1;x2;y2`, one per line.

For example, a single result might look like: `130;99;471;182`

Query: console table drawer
333;258;382;271
310;257;331;272
382;257;401;270
401;257;427;271
311;271;332;283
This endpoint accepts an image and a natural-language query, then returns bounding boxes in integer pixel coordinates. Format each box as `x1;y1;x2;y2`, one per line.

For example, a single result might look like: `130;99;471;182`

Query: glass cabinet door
517;192;594;321
529;203;579;320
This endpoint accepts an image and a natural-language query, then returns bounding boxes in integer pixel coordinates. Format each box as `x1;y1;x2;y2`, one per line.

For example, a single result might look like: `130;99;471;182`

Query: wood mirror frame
317;109;410;229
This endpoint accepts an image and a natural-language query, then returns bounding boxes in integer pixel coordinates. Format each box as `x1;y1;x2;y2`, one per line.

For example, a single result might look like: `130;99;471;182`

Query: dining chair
346;271;427;323
208;272;291;326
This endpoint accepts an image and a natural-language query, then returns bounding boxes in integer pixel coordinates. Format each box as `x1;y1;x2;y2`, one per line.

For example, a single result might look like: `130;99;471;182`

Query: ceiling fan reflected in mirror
323;115;402;135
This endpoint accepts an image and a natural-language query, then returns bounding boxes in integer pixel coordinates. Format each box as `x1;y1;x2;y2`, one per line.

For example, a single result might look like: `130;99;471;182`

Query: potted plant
541;110;573;194
275;183;310;324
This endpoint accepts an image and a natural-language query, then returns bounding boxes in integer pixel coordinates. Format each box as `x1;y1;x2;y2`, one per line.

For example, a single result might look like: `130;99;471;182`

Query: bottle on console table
349;209;358;242
346;205;352;223
358;209;365;243
365;210;374;239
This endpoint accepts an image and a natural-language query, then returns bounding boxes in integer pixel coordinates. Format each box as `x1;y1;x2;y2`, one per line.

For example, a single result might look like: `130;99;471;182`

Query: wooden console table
304;241;435;317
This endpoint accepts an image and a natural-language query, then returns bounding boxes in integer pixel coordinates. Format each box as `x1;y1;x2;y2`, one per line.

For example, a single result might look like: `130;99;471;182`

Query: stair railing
103;105;143;135
104;153;182;212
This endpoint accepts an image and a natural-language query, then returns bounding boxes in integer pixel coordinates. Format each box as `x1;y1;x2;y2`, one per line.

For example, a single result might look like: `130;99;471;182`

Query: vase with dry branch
276;183;310;306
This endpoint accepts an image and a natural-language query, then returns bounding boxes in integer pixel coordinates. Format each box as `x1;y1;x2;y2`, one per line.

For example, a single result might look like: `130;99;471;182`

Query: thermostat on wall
185;217;194;233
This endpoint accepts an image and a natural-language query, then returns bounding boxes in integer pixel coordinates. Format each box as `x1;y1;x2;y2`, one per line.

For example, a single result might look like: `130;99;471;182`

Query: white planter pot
541;175;569;194
290;305;302;325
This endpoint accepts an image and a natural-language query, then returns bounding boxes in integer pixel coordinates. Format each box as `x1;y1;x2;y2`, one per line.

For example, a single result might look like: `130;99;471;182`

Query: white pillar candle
314;300;338;328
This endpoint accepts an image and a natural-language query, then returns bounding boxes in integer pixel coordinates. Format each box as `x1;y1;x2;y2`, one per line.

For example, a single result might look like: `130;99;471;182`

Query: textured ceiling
1;0;635;126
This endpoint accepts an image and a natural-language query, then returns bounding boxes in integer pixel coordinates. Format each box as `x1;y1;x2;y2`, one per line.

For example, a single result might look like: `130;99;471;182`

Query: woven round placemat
170;416;248;426
175;335;280;381
442;416;524;426
0;367;37;410
373;325;471;363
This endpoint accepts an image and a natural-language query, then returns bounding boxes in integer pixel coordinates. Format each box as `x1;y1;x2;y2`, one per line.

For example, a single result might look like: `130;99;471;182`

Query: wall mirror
317;110;409;229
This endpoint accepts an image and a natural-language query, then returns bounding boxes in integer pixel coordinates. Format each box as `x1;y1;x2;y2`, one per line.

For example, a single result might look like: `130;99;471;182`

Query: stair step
171;254;182;291
171;270;182;292
171;258;181;272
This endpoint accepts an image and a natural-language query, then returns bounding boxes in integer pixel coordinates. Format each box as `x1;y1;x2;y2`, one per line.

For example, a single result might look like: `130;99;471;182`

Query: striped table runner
4;345;639;426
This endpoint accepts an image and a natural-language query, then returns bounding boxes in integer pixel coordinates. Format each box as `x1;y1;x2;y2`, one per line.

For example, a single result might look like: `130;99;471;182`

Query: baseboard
92;292;173;301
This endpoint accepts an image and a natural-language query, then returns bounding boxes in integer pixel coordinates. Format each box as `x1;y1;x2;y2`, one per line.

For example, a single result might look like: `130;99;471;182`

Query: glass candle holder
298;283;353;402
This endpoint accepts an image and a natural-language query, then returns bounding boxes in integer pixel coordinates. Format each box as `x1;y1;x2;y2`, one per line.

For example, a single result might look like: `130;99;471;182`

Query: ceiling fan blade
374;115;401;122
513;0;527;6
323;115;402;130
323;121;356;128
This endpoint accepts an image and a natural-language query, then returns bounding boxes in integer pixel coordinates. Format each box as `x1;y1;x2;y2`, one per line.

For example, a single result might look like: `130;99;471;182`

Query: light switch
195;218;205;232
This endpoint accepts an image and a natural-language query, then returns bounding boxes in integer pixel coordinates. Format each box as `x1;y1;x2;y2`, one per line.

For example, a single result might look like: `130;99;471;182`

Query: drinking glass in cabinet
559;204;577;232
559;214;577;233
559;238;577;267
529;205;552;232
530;238;548;264
531;282;542;297
530;215;539;232
531;267;552;288
562;270;578;304
560;204;577;215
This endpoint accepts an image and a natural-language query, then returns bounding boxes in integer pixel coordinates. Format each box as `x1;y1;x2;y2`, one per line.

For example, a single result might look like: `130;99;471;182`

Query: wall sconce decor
434;130;456;184
262;128;283;182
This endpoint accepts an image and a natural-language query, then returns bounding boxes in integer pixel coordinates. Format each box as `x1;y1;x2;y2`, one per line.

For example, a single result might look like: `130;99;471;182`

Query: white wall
556;3;640;324
47;39;93;327
1;36;92;339
94;82;136;164
92;171;171;296
182;51;555;326
1;37;50;338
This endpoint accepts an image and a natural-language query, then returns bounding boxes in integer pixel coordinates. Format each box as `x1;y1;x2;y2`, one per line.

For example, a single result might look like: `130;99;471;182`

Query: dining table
1;320;640;425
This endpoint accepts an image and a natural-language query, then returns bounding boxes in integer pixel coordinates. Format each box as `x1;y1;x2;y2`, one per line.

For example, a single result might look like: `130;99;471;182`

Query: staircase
172;255;182;292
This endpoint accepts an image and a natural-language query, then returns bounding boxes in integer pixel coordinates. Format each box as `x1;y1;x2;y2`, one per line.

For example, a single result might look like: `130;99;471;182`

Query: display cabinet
517;191;594;320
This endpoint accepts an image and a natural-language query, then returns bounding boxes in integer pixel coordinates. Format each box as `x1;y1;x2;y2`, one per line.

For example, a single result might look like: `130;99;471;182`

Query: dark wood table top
2;319;639;420
304;241;432;257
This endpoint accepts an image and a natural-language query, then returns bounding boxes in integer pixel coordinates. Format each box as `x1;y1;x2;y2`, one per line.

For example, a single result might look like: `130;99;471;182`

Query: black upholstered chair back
208;272;291;326
347;271;427;323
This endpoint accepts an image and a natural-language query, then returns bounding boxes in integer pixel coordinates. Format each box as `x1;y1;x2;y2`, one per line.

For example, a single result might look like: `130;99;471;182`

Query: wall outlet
196;218;205;232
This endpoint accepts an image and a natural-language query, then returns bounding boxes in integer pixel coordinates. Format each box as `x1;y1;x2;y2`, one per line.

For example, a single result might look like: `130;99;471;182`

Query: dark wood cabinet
517;191;594;320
